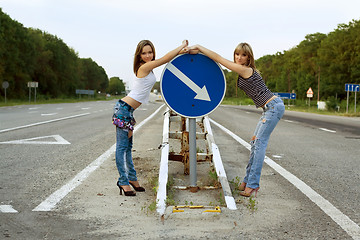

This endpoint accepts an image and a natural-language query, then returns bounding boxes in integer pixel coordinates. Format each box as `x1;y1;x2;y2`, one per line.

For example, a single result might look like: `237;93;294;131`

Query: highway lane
0;100;163;212
210;105;360;231
1;99;359;239
233;105;360;137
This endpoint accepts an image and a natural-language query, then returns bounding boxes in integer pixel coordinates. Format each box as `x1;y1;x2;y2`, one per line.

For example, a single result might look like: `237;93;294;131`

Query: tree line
1;8;358;104
0;9;111;100
224;19;360;104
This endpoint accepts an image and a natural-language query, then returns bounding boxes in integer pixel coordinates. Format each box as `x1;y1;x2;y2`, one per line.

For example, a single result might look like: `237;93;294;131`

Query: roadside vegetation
1;8;358;116
0;9;125;102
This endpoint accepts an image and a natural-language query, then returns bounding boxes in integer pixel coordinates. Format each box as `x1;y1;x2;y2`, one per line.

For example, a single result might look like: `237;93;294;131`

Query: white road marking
284;120;294;123
0;205;18;213
209;118;360;240
0;135;70;145
319;127;336;133
33;104;165;212
41;113;57;116
0;113;90;133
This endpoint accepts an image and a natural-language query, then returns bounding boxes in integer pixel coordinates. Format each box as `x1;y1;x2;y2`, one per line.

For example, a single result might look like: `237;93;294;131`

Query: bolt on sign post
161;53;226;190
345;83;359;113
2;81;9;103
307;87;314;107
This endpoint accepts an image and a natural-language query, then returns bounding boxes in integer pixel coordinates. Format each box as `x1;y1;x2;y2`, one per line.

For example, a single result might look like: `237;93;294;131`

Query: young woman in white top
113;39;188;196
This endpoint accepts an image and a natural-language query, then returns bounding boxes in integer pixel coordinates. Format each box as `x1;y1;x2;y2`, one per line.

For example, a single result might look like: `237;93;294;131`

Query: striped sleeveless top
237;69;274;108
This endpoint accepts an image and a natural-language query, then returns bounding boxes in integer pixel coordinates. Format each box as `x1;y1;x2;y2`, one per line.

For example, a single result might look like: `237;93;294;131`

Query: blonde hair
133;40;156;74
233;42;256;70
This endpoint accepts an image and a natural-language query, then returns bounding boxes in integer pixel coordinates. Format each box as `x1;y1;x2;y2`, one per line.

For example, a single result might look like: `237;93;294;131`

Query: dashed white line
209;118;360;240
319;127;336;133
41;113;57;116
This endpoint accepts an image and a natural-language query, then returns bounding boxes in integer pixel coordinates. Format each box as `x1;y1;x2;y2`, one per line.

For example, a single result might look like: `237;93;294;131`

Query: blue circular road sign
160;54;226;118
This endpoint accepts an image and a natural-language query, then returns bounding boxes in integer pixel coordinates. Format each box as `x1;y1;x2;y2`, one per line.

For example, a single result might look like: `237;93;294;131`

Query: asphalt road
211;105;360;236
0;98;359;239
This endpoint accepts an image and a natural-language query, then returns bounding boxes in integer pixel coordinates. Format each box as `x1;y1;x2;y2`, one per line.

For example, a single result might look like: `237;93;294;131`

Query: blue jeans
114;101;137;185
243;97;285;189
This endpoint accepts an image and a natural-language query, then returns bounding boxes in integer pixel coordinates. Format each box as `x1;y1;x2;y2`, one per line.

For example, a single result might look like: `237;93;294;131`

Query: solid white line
209;118;360;240
319;127;336;133
33;104;165;212
0;113;90;133
0;205;18;213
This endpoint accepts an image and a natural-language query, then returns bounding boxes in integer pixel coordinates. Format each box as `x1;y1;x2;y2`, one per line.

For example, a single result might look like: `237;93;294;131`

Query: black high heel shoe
116;181;136;196
129;182;145;192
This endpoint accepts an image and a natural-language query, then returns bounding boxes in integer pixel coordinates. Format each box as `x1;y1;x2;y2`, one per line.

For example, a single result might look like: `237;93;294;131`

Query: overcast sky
2;0;360;85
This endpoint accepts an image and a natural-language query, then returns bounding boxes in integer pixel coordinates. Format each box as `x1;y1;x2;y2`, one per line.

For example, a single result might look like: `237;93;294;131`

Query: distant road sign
76;89;95;95
307;87;313;98
345;83;359;92
273;92;296;99
160;54;226;118
2;81;9;89
27;82;38;88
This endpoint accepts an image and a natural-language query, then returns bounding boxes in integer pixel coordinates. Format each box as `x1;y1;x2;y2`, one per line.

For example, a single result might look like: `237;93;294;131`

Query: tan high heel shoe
238;182;247;191
239;187;260;197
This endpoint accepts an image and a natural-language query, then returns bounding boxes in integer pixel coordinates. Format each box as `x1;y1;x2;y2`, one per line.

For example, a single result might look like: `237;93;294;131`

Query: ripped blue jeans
243;97;285;189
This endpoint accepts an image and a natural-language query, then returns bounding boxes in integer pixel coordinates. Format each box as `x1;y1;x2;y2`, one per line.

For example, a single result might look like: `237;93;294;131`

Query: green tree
107;77;125;95
0;9;109;100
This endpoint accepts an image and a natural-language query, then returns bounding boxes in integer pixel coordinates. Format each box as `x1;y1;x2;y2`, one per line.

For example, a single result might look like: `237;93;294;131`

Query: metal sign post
161;53;226;191
28;82;39;103
345;83;359;113
307;87;313;107
189;118;197;189
2;81;9;103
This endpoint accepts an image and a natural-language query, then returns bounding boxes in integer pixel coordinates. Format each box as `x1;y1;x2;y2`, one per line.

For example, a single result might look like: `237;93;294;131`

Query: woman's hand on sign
188;45;200;54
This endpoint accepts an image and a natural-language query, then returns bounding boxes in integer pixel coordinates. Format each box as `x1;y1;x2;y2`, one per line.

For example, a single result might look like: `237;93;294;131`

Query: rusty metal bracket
167;112;213;175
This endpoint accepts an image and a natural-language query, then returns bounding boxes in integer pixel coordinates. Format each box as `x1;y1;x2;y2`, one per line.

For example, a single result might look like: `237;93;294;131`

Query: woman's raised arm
137;40;188;77
189;44;252;78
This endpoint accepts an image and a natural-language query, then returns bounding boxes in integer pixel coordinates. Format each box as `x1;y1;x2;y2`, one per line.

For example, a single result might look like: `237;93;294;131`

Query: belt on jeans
262;96;278;111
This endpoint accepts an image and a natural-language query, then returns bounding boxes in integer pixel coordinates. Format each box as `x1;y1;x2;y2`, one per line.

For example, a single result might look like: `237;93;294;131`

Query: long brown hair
233;42;256;70
133;40;156;74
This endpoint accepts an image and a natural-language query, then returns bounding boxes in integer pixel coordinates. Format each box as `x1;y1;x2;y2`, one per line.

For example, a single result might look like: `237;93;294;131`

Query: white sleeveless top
127;71;156;104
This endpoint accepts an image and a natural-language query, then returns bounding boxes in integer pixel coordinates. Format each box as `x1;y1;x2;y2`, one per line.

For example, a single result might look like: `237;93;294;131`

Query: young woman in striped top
189;43;285;197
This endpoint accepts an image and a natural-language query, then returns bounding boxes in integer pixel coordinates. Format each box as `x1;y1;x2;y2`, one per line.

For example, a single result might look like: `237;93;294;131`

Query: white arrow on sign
0;135;70;145
166;63;211;101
